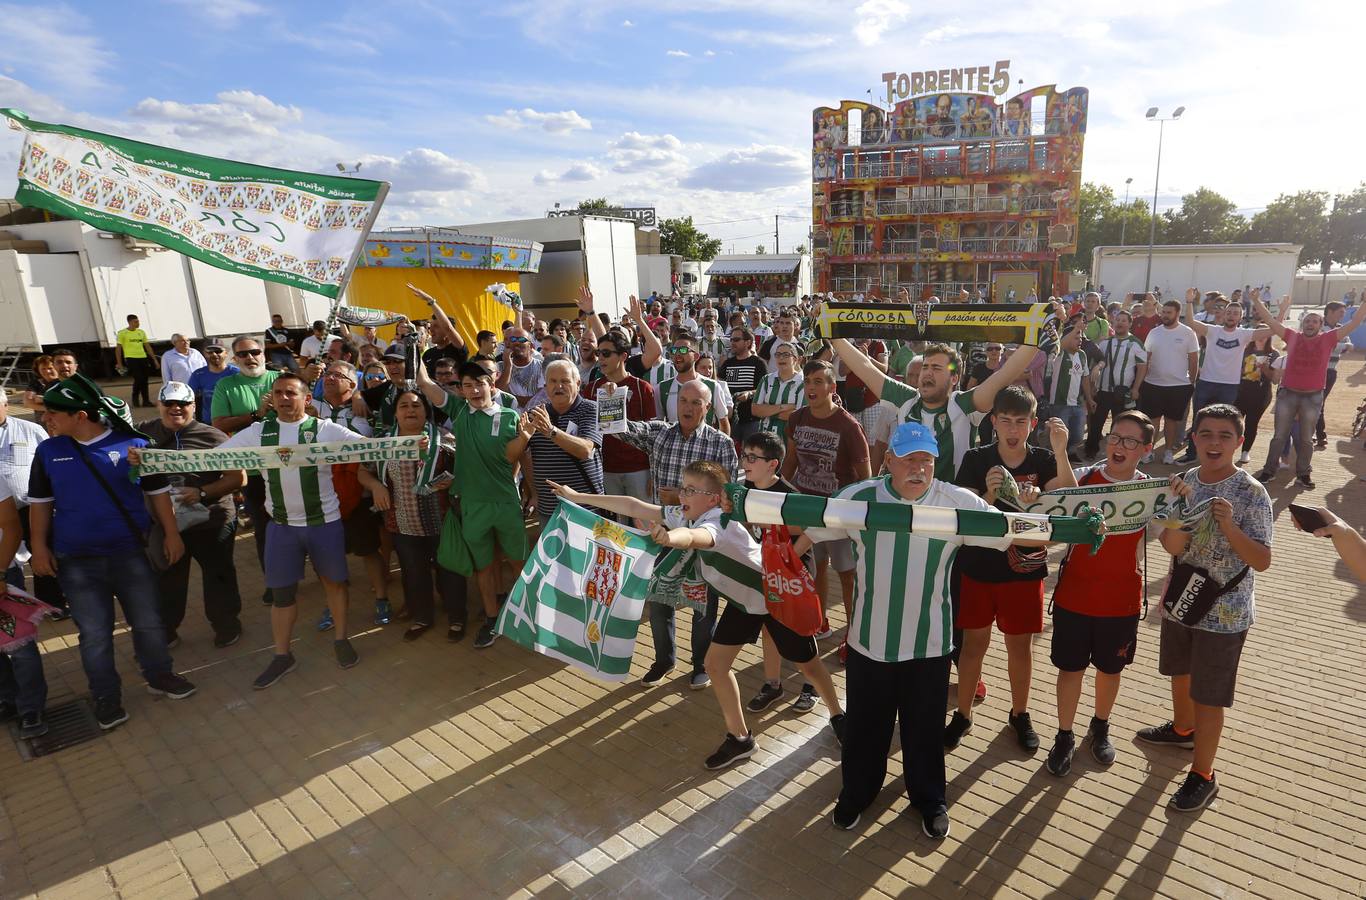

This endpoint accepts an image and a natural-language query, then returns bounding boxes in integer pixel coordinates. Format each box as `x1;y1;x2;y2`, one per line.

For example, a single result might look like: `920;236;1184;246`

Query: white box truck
1091;243;1302;306
637;253;680;298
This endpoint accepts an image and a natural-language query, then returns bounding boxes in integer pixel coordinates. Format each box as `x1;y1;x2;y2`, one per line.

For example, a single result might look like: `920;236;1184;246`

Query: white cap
158;381;194;403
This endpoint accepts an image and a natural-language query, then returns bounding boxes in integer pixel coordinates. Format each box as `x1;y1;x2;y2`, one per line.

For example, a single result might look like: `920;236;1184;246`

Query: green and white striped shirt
753;370;806;441
219;416;367;526
879;379;983;482
1045;351;1088;407
663;506;767;615
805;476;1010;662
698;335;729;362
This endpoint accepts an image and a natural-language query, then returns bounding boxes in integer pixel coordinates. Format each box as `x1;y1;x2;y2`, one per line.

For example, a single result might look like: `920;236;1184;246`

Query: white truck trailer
1091;243;1302;304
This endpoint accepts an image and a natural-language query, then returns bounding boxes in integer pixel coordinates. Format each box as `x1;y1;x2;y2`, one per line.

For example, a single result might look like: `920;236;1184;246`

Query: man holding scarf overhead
27;374;196;732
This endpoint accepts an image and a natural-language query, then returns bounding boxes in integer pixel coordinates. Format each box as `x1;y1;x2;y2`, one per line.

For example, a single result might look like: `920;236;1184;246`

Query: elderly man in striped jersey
793;421;1053;840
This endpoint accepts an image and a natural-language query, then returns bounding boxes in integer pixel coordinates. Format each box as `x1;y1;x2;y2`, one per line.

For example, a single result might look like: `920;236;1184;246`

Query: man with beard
656;334;732;434
497;326;545;410
1252;296;1366;488
718;327;768;443
1138;300;1200;464
211;337;280;602
833;337;1039;482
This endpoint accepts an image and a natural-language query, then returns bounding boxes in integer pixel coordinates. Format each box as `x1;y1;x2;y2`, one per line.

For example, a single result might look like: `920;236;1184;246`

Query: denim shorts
264;519;349;588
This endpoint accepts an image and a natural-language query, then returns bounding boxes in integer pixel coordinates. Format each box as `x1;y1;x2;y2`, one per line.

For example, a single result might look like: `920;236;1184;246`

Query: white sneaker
1237;451;1250;465
1278;459;1289;470
1141;452;1154;464
1161;450;1176;465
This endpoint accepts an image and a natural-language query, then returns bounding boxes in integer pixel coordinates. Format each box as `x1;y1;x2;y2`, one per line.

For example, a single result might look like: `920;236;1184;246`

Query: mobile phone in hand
1288;503;1330;534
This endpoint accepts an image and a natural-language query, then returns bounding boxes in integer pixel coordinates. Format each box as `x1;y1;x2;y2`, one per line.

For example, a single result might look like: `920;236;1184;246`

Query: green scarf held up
43;372;147;440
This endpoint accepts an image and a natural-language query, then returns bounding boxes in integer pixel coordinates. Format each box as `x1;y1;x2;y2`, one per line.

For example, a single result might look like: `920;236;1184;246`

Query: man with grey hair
161;333;207;386
617;378;739;690
522;359;603;525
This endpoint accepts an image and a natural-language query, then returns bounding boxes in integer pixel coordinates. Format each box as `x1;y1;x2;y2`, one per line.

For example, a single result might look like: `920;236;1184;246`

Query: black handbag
1160;560;1249;626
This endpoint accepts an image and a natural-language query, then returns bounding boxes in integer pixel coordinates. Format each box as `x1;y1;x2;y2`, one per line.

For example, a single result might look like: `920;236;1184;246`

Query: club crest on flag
585;542;624;612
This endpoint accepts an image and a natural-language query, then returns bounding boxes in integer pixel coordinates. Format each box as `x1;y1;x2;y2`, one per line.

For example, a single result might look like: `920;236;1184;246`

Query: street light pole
1120;176;1133;246
1142;107;1184;295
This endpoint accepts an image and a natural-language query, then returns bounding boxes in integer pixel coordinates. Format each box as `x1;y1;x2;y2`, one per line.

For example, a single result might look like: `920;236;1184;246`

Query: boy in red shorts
946;386;1074;751
1046;411;1174;775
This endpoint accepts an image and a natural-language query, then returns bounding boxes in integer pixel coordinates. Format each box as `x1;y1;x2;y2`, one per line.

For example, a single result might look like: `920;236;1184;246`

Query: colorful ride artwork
811;84;1087;303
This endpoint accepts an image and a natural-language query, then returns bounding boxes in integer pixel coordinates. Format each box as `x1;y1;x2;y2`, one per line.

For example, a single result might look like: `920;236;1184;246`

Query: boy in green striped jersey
794;421;1051;840
550;460;846;771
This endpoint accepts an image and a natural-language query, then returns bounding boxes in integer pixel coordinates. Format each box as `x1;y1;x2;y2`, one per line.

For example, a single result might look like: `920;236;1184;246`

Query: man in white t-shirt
1138;300;1200;464
1177;300;1270;462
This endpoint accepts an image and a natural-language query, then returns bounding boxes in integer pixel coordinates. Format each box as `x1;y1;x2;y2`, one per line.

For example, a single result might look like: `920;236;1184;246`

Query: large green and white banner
3;108;388;298
498;501;657;682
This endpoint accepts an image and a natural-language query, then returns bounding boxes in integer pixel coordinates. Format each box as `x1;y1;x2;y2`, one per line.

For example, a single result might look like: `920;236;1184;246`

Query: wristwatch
197;487;207;503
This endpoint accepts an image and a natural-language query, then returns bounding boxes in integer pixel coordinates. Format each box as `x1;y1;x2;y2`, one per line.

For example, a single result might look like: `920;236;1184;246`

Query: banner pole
318;181;390;362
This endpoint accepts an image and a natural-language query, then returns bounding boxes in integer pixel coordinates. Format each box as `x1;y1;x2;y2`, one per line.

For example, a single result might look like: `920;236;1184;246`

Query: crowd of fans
1;283;1361;840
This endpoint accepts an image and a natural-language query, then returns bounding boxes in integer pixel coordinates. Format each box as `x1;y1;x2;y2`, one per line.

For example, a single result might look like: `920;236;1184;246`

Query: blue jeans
1036;403;1086;452
58;553;173;702
647;588;719;674
1262;388;1324;478
1183;379;1241;452
1;565;47;715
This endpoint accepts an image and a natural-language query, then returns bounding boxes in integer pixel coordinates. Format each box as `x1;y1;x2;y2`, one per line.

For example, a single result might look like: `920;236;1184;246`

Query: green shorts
461;500;527;571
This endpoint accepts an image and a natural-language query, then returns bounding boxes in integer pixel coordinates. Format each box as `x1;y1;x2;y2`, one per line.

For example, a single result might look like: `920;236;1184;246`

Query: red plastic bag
761;525;824;636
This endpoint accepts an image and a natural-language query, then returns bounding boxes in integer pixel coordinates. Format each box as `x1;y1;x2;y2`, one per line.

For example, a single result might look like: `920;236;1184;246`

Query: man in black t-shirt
945;386;1075;754
719;327;768;442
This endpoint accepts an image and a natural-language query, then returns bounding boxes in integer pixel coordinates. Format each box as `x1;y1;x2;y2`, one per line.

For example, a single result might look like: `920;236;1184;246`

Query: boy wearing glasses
1047;410;1165;776
581;333;656;505
549;460;845;771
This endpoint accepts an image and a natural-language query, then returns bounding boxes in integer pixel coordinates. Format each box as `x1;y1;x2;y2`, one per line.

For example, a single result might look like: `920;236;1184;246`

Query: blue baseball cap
888;421;939;458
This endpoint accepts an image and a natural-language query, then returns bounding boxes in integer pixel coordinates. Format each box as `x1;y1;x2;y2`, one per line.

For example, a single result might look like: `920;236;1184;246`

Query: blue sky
1;0;1361;250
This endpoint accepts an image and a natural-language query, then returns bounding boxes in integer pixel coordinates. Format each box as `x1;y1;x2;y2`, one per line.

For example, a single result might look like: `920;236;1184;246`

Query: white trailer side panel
0;251;99;347
186;258;272;338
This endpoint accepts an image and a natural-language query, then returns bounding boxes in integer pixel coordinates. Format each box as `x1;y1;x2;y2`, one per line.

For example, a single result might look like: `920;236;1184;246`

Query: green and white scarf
377;420;444;495
722;483;1104;552
136;433;425;475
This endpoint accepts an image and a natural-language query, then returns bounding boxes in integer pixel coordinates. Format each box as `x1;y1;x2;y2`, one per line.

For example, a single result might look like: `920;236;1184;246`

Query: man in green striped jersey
212;373;389;689
833;337;1040;482
750;341;805;442
795;421;1051;840
552;460;846;770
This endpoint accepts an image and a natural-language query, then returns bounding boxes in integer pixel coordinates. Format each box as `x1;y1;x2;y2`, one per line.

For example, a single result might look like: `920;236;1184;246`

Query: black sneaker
640;661;674;685
261;588;274;606
829;713;847;748
944;710;972;750
165;633;181;650
213;627;242;649
791;684;818;712
746;682;784;712
146;673;197;700
447;622;465;643
1136;720;1195;749
18;711;49;740
1046;730;1075;777
403;624;431;642
703;732;755;770
472;618;499;649
1296;474;1316;489
1253;469;1275;484
0;700;16;722
1089;717;1116;766
1168;771;1219;812
334;639;360;669
921;810;951;840
253;654;297;690
1010;711;1040;751
94;697;129;730
831;803;861;831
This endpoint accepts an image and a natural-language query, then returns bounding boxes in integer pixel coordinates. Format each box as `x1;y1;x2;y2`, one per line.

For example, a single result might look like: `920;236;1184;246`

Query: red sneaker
974;680;987;704
838;638;848;665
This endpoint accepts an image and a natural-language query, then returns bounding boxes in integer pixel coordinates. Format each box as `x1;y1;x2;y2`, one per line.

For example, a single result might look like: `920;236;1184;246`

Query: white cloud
666;49;690;57
532;162;603;185
167;0;266;25
484;107;592;133
622;18;634;26
704;49;716;57
682;144;806;192
607;131;687;174
0;3;114;94
853;0;912;46
359;148;482;193
132;91;303;138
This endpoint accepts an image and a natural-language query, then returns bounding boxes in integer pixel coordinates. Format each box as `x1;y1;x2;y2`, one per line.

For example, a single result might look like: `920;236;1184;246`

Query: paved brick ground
2;358;1364;898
